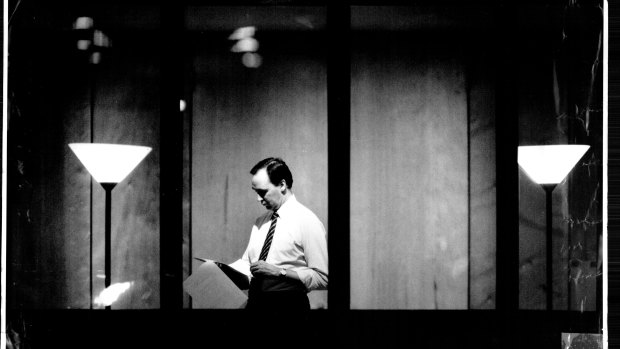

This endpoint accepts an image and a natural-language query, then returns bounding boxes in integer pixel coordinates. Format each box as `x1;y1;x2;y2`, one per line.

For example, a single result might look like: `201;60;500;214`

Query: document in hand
182;260;248;309
213;262;250;290
193;257;251;290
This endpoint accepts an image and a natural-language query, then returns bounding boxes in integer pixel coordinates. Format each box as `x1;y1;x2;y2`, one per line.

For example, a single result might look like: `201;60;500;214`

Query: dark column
160;3;185;309
327;4;351;311
495;2;519;348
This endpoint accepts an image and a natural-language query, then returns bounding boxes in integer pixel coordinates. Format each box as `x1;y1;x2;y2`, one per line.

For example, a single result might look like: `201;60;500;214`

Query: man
237;157;328;311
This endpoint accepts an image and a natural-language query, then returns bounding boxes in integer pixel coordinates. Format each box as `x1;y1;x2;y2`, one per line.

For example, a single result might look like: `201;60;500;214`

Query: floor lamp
69;143;152;309
518;144;589;310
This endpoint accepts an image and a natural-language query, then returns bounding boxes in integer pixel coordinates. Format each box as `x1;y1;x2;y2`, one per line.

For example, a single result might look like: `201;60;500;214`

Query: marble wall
516;3;602;311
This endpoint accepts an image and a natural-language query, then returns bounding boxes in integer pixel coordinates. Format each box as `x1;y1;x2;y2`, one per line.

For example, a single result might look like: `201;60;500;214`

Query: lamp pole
101;182;117;310
542;184;556;311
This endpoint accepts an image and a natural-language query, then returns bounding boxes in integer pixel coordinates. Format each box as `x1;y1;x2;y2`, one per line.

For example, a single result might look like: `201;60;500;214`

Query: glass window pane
186;6;328;309
7;4;162;309
350;5;496;309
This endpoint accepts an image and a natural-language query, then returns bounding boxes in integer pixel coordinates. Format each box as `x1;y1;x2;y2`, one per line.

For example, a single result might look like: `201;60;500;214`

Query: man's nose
257;195;263;202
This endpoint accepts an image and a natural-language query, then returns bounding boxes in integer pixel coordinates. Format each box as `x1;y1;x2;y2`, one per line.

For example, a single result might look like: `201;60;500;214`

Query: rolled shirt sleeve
291;213;328;290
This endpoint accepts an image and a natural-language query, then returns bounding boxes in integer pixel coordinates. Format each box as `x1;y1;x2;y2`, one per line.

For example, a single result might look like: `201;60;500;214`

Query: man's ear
279;180;287;193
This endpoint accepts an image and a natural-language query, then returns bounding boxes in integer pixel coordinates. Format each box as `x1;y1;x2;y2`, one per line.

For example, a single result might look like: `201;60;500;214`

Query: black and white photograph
1;1;608;348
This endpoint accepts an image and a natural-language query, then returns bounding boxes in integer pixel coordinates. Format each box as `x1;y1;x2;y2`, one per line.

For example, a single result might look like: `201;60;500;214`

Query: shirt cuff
293;267;328;291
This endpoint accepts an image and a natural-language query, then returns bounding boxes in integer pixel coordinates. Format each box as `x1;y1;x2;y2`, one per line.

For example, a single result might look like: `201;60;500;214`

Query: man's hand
250;260;281;277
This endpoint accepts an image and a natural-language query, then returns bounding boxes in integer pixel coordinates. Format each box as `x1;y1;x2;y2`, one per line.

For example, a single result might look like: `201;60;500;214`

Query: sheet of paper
183;261;248;309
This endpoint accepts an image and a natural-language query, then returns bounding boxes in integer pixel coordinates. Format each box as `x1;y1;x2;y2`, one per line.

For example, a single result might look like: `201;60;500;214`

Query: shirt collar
275;194;297;218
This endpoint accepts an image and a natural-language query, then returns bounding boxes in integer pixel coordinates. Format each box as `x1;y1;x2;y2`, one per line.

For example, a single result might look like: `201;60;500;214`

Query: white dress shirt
234;195;328;291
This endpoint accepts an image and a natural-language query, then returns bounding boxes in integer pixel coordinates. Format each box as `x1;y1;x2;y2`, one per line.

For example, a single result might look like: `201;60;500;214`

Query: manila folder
183;260;248;308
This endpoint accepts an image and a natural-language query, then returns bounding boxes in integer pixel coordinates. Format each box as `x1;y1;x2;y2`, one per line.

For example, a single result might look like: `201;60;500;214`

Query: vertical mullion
160;2;185;309
327;4;351;311
495;2;520;345
495;0;519;316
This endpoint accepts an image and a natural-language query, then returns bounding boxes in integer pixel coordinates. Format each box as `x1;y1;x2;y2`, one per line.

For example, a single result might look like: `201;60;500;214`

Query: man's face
251;168;284;211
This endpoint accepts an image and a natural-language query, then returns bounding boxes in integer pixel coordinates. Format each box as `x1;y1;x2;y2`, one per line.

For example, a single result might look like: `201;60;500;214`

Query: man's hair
250;157;293;189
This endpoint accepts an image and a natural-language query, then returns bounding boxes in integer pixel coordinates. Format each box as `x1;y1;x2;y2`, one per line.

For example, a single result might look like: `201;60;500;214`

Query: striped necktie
258;212;279;261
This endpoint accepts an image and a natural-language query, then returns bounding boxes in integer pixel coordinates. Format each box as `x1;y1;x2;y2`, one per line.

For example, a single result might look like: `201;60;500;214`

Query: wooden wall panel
90;37;161;309
518;172;550;309
350;35;468;309
9;26;161;308
190;33;328;308
9;32;93;309
4;4;165;311
517;38;568;310
183;81;193;309
468;49;497;309
59;63;93;309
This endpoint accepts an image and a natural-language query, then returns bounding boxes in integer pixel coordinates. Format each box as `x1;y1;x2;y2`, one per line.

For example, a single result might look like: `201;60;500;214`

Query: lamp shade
69;143;152;184
518;145;590;184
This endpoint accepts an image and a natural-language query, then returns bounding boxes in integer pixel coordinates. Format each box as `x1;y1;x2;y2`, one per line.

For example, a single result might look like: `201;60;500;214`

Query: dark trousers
246;277;310;311
245;286;312;348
